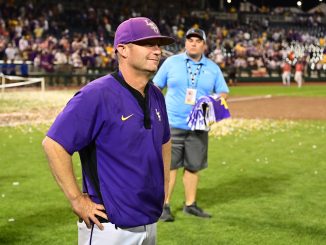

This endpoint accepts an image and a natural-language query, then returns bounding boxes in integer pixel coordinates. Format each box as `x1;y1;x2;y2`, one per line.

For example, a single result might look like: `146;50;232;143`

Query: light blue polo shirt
153;52;229;130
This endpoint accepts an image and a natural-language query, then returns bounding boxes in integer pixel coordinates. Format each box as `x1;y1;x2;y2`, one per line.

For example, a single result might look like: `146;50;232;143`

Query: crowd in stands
0;0;325;78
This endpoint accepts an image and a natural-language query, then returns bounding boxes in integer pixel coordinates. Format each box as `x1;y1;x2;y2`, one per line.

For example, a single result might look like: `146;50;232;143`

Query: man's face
126;39;162;73
185;36;206;58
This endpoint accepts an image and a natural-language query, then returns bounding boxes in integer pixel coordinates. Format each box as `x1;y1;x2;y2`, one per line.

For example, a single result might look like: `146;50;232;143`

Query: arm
162;139;171;201
214;64;229;100
42;136;107;230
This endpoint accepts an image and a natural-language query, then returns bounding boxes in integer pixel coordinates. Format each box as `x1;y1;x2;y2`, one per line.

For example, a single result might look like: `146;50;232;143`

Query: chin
188;52;200;58
147;65;158;72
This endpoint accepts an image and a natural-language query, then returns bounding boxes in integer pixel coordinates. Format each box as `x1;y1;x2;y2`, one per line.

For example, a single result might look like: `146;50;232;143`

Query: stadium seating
0;0;325;84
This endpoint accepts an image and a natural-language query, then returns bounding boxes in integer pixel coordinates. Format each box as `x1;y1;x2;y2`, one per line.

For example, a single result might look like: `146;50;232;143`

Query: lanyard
186;60;202;88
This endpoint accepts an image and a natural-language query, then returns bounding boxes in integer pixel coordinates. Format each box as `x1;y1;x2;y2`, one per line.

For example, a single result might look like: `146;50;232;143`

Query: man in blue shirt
42;17;174;245
153;28;229;221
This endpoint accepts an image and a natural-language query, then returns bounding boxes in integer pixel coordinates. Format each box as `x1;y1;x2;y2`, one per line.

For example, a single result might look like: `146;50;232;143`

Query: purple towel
187;95;231;131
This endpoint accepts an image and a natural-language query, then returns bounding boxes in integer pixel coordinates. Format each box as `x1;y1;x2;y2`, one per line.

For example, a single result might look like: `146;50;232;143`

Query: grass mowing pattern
229;85;326;97
0;121;325;244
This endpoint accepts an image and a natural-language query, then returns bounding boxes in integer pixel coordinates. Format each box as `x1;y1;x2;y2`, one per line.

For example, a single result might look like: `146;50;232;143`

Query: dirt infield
228;96;326;120
0;94;326;126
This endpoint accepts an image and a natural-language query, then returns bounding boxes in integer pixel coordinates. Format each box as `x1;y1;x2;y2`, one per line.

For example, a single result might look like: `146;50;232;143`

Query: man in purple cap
42;17;174;245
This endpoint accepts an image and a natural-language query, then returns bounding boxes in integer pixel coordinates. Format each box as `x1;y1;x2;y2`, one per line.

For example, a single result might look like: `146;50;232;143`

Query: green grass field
0;85;325;244
229;85;326;97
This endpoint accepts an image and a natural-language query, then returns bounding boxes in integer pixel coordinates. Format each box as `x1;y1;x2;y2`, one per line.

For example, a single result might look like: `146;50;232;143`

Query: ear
116;44;128;58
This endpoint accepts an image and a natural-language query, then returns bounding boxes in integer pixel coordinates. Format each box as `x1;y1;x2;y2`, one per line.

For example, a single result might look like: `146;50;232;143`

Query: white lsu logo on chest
155;109;161;121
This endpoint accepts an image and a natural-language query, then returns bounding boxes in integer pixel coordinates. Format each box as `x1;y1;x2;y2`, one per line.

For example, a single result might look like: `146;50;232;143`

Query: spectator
5;42;17;60
227;58;237;86
0;0;324;80
153;28;229;222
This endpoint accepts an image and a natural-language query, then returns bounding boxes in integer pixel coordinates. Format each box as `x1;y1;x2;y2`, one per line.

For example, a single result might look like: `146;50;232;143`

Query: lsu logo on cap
144;19;159;34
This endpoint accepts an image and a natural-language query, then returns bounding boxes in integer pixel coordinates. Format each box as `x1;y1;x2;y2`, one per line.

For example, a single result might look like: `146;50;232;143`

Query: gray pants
78;221;157;245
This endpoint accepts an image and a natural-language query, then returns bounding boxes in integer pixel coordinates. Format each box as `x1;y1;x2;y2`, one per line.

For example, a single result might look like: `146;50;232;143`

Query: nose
153;45;162;55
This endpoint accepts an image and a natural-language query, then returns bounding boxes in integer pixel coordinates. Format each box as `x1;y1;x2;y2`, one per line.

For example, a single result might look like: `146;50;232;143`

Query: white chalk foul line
228;94;272;103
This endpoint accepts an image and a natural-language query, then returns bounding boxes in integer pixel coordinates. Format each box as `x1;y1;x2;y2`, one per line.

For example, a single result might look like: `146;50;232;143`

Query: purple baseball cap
114;17;175;49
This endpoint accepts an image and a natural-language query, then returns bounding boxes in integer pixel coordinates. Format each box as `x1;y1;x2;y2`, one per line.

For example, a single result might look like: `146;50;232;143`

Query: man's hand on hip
71;193;108;230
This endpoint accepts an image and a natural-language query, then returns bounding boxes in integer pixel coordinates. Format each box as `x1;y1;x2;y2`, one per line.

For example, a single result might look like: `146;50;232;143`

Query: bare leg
183;169;199;205
165;169;177;204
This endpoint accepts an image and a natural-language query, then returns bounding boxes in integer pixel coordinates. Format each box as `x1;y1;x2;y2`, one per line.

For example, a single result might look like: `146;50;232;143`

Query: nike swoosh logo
121;114;134;121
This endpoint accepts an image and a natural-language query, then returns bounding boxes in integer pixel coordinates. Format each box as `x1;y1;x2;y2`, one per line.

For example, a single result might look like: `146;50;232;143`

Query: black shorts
170;128;208;172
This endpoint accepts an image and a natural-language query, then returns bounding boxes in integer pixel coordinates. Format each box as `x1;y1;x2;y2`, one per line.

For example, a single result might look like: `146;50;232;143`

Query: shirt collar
182;52;207;65
113;71;151;129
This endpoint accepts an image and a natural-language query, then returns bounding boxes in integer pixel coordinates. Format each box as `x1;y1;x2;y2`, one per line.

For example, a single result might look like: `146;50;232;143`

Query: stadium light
227;0;231;3
297;1;302;7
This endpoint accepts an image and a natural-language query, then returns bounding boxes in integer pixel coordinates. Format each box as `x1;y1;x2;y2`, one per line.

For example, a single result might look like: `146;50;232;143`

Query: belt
80;216;147;232
96;215;109;223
